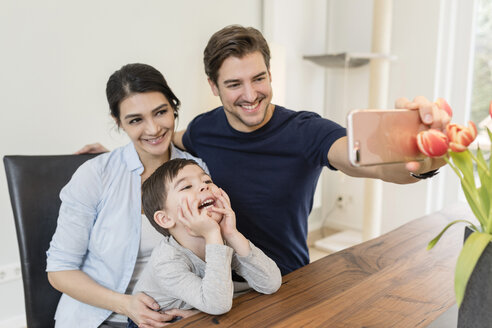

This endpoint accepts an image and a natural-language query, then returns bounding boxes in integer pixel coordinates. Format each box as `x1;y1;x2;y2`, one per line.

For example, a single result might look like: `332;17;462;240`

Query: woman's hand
125;292;176;328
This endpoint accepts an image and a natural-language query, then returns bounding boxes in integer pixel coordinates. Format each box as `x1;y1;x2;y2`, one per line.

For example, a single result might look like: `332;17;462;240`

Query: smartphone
347;109;426;166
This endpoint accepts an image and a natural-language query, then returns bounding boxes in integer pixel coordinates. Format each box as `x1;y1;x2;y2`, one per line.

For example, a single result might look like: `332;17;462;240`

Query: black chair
3;154;99;328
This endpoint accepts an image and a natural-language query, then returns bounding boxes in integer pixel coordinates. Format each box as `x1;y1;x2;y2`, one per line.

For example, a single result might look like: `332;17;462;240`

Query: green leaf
461;180;487;228
477;148;492;231
450;151;475;189
455;231;492;307
487;127;492;173
427;219;480;250
447;152;487;227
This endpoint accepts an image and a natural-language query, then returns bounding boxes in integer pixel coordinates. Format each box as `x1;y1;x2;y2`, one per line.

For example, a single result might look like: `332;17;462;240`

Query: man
171;25;448;275
80;25;448;275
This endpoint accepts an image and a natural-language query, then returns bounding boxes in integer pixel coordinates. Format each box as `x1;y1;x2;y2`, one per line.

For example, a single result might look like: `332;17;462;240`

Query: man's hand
75;143;109;155
395;96;450;174
395;96;451;133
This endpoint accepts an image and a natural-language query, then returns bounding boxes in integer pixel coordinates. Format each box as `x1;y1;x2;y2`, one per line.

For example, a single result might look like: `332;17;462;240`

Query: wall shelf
303;52;397;68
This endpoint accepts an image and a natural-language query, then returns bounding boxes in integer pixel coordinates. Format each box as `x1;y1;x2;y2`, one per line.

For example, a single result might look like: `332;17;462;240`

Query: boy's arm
210;188;281;294
152;201;233;315
231;242;282;295
152;245;235;315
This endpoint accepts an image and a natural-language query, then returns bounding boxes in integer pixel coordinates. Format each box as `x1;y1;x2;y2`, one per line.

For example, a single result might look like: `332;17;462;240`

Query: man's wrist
410;169;439;180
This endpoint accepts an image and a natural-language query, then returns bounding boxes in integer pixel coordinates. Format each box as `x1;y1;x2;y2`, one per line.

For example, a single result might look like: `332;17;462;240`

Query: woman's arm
48;270;175;327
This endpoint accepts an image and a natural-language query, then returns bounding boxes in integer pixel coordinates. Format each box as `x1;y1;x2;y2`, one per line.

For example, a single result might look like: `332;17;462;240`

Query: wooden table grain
171;204;473;328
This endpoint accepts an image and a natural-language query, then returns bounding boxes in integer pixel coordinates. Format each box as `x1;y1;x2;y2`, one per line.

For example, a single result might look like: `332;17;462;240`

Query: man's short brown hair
204;25;271;85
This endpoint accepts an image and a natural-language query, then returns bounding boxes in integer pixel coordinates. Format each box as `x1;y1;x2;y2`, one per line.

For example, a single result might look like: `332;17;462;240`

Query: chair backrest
3;154;99;328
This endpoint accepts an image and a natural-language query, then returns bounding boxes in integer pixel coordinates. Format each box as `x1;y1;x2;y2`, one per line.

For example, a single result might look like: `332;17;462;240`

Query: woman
46;63;205;328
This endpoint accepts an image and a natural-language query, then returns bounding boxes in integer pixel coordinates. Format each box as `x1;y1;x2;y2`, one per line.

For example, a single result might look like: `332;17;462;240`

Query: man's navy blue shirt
182;105;346;275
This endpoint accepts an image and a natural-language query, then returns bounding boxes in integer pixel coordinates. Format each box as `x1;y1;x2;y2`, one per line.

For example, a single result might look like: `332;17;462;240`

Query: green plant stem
468;150;490;176
444;157;487;227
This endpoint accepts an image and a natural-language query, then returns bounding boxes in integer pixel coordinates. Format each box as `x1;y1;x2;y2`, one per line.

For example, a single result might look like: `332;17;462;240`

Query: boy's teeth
199;199;214;209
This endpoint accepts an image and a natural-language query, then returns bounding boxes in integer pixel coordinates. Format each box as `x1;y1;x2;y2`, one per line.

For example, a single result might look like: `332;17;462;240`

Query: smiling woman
45;63;209;328
117;92;176;179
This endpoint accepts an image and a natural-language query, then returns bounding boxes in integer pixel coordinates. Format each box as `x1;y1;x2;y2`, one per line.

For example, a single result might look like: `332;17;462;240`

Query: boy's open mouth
198;198;215;210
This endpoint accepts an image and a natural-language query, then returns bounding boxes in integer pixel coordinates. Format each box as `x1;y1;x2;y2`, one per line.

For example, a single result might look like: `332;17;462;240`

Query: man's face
209;51;274;132
165;164;223;224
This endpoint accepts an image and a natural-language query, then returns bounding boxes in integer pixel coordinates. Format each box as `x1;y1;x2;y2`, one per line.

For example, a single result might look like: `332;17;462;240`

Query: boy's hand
211;188;238;238
178;198;222;244
210;189;251;257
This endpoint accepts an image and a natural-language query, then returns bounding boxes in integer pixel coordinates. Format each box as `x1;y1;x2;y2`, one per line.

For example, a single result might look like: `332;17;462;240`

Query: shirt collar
123;142;181;173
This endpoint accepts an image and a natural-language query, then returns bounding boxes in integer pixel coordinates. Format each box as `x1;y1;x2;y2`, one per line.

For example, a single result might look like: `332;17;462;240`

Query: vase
457;226;492;327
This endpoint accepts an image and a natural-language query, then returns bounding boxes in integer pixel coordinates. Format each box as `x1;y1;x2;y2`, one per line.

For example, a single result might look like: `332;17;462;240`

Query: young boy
130;158;281;326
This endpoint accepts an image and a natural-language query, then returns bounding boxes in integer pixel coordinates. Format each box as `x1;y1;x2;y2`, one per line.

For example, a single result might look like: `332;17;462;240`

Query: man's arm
328;136;444;184
328;96;449;184
172;130;186;150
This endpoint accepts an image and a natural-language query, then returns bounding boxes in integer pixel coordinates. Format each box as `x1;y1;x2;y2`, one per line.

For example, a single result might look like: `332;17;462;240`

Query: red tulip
417;129;449;157
489;100;492;118
435;98;453;117
446;121;477;152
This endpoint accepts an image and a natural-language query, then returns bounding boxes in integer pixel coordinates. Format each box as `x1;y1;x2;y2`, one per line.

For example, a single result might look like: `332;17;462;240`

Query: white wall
0;0;261;324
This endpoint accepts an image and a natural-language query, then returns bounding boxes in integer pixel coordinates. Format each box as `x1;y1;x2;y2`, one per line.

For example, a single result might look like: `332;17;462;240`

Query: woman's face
118;91;175;161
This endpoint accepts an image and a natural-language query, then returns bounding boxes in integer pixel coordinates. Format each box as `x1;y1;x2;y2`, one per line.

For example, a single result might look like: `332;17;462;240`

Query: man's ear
153;210;175;229
208;78;220;96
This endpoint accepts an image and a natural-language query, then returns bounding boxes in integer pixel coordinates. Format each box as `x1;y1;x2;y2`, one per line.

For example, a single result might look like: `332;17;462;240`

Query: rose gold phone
347;109;426;166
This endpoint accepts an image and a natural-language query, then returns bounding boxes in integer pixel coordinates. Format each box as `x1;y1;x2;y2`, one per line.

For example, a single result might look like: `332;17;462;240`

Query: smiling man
171;25;449;275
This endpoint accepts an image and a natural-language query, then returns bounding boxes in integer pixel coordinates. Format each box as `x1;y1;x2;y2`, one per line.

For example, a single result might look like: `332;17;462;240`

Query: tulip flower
446;121;477;152
416;129;449;157
423;98;492;309
436;97;453;117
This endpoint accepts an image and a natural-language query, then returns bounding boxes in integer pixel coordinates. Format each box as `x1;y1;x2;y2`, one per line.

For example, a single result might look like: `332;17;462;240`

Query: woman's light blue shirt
46;142;208;328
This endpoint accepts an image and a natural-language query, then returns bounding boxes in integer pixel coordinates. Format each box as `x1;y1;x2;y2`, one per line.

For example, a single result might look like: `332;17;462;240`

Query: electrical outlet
0;262;22;284
336;194;352;209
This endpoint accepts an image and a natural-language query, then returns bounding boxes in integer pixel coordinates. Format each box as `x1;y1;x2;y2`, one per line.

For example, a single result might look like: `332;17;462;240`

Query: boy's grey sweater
133;236;282;315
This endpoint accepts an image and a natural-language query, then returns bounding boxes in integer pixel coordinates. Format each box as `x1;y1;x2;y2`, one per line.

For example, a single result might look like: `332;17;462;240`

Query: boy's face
209;51;274;133
165;164;223;224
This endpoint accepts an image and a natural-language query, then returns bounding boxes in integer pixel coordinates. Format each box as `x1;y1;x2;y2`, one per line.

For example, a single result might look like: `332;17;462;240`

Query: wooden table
172;204;473;327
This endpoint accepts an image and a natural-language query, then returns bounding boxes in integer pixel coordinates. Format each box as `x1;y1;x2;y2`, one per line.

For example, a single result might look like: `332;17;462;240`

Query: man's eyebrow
223;71;267;85
124;104;168;120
